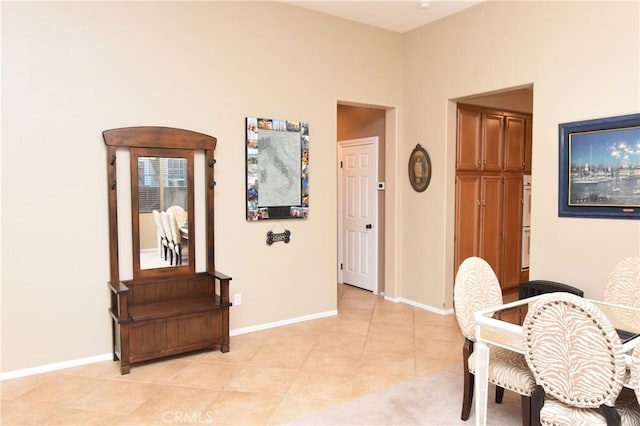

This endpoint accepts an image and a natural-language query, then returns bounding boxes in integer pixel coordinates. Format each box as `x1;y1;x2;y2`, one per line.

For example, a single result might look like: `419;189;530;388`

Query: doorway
338;138;378;292
454;86;534;293
337;103;388;295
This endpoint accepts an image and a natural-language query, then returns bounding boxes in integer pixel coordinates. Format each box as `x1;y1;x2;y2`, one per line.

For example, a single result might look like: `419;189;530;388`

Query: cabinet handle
477;200;481;206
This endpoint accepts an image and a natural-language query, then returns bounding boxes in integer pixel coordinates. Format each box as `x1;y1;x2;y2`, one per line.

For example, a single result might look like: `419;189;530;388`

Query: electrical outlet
234;294;242;305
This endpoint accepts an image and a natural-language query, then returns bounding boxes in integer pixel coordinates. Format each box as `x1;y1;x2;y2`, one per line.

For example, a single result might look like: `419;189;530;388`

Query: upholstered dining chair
604;256;640;328
632;345;640;404
152;209;169;261
615;345;640;425
522;292;634;426
454;256;537;425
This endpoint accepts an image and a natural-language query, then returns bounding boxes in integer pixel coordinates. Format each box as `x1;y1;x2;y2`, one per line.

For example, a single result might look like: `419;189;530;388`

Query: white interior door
339;138;377;292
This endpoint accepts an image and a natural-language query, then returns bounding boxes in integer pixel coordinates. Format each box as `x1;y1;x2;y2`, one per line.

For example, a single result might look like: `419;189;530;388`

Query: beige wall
402;1;639;310
1;1;403;372
2;1;639;374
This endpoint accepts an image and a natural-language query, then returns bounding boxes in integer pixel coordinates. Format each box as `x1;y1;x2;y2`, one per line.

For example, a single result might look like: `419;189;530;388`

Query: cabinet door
501;175;523;290
524;117;532;173
454;175;481;273
479;176;503;279
504;116;526;172
456;108;482;171
482;113;504;171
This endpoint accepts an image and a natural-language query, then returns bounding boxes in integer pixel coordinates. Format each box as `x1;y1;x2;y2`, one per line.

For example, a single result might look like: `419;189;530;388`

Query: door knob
366;224;373;229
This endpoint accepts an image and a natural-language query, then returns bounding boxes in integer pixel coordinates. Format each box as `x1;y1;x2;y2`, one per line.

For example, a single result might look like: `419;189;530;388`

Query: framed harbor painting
558;113;640;219
246;117;309;221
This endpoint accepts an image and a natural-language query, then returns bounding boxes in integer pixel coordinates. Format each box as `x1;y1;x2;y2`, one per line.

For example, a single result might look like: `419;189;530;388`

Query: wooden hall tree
454;105;531;292
103;127;232;374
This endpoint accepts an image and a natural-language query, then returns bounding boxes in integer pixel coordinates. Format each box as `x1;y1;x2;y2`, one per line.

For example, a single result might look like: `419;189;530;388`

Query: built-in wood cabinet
524;117;533;174
456;109;504;172
504;116;527;172
501;175;524;286
455;175;503;279
455;104;532;292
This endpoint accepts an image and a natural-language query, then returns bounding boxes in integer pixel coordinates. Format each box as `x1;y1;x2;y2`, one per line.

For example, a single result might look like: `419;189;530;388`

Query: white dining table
473;294;640;426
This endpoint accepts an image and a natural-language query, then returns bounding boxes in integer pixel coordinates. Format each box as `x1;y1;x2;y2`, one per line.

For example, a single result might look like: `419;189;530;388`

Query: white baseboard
230;309;338;336
1;310;339;380
384;295;454;315
0;353;114;381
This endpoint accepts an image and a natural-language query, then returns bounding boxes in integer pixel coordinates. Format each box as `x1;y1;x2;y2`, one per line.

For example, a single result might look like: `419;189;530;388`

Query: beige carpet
289;365;521;426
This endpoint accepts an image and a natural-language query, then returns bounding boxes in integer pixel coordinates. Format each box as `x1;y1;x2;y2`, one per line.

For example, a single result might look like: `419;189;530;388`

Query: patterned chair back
604;256;640;327
522;292;627;409
632;345;640;404
453;257;503;342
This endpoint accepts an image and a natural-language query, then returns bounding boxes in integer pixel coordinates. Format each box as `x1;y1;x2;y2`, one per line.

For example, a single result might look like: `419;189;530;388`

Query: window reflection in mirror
138;156;189;269
131;147;194;276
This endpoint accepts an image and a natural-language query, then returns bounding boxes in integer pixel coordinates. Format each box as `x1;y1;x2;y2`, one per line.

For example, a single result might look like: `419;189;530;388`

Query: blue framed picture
558;113;640;219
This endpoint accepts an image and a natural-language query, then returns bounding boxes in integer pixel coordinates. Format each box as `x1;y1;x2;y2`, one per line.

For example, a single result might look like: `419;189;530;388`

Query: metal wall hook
209;180;217;189
111;155;116;166
208;158;217;167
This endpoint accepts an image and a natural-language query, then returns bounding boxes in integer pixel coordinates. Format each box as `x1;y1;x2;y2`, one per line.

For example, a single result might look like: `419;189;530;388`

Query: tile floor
1;284;464;425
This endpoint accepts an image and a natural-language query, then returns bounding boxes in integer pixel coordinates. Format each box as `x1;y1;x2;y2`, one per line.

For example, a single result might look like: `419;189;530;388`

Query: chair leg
530;385;544;426
598;405;621;426
521;395;531;426
495;386;505;403
461;369;474;420
461;338;474;421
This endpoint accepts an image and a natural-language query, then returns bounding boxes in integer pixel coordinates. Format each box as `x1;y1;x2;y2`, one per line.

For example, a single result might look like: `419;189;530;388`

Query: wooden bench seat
129;296;220;321
109;270;231;373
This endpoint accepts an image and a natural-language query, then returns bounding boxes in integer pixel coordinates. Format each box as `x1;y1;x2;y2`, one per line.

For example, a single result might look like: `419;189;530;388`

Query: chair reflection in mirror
167;212;187;266
152;210;169;261
167;205;187;228
160;211;175;265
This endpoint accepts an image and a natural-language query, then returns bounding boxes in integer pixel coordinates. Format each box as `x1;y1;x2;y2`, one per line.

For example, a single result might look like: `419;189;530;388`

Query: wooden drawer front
177;311;222;347
130;322;168;357
129;311;222;360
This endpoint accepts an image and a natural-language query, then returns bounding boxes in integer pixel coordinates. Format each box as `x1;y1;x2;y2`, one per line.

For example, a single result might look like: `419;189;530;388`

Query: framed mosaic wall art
246;117;309;221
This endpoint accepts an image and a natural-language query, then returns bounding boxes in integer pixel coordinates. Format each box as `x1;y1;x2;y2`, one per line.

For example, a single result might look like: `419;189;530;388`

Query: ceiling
285;0;484;33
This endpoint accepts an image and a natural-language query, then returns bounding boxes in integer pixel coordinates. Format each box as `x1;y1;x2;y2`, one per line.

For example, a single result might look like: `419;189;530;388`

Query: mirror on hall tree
131;147;194;275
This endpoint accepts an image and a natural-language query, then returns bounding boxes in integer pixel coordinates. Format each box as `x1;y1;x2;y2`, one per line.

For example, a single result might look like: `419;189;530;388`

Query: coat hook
209;180;217;188
111;180;116;190
208;158;217;167
111;155;116;166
